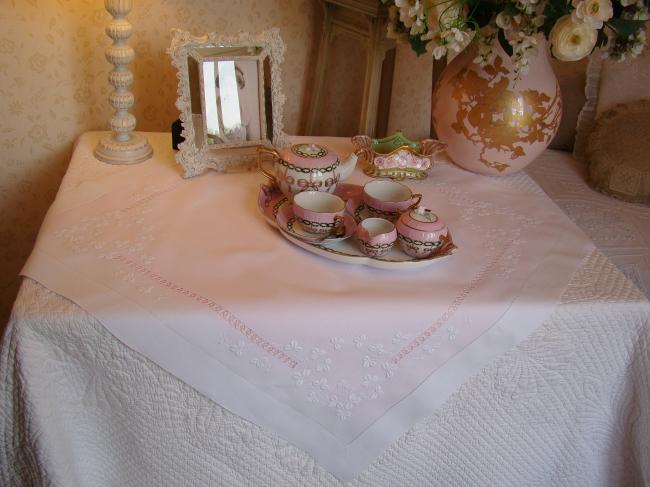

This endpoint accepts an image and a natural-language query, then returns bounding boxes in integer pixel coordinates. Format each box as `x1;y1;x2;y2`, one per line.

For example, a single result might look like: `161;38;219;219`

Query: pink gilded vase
432;38;562;176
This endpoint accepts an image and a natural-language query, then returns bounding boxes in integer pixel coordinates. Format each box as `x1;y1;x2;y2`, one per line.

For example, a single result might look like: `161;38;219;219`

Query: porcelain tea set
257;138;455;269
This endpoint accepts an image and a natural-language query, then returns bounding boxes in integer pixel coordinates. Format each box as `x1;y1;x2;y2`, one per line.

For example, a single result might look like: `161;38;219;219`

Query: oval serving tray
257;183;457;270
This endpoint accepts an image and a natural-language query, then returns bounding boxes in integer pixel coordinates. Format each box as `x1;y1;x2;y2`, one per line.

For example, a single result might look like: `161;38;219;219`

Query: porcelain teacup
293;191;346;235
356;218;397;258
363;180;422;222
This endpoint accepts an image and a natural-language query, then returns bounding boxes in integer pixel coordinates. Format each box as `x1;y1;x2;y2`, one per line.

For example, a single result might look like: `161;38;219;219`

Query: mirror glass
202;59;262;145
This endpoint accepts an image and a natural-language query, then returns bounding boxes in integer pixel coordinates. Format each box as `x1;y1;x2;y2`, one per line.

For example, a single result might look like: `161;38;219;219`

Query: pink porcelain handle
356;224;370;242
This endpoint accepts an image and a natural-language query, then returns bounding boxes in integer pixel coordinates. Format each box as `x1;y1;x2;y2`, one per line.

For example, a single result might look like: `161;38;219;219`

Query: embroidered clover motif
362;356;377;368
310;348;326;360
284;340;302;352
312;377;329;391
292;369;311;387
229;341;246;357
353;334;367;350
316;358;332;372
251;357;270;372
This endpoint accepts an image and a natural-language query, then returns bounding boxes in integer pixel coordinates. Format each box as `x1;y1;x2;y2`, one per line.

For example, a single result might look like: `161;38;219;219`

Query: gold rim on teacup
293;191;346;235
363;180;422;221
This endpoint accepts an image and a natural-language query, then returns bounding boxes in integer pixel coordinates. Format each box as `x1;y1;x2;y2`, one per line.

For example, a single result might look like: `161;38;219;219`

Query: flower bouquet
384;0;648;78
383;0;648;176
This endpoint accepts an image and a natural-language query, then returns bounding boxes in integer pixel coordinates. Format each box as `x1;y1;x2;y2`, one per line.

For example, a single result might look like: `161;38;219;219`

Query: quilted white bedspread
2;149;650;486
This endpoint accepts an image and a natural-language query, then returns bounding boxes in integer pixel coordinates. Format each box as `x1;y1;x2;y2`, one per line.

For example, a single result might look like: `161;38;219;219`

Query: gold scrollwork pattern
448;55;562;173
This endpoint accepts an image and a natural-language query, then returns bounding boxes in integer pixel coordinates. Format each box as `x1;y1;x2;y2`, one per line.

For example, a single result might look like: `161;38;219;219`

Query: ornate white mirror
169;29;289;177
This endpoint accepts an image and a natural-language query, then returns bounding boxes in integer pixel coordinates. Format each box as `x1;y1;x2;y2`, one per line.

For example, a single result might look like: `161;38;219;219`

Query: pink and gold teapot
258;143;358;197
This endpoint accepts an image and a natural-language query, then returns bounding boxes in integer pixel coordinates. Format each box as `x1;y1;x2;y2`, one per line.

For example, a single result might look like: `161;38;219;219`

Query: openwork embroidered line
112;254;298;368
122;181;182;211
391;241;512;364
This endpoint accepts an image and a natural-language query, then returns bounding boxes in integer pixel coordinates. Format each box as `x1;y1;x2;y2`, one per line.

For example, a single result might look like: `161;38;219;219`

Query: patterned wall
0;0;322;327
386;43;433;141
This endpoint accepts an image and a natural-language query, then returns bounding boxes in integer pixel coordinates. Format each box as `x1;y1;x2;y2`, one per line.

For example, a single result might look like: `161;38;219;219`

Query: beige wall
0;0;322;326
386;43;433;141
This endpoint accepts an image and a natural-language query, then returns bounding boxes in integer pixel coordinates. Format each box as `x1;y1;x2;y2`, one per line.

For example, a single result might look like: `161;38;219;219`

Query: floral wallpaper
0;0;322;328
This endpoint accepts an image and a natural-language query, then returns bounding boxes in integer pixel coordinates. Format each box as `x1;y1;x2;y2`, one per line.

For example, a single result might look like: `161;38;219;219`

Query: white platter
258;183;457;270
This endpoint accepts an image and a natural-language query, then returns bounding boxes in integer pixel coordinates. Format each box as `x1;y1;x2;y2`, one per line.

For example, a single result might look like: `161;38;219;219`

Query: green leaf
409;35;429;56
503;3;519;16
595;28;609;48
498;29;513;57
608;18;646;39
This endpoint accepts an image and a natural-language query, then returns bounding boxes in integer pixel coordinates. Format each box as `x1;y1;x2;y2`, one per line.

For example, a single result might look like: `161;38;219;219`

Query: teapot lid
399;206;446;232
278;143;339;169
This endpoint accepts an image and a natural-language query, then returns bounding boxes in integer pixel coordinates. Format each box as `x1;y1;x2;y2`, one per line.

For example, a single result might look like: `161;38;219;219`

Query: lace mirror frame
168;28;289;178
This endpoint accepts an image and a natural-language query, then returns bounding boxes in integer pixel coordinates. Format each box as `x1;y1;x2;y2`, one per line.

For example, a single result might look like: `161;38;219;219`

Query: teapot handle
257;146;281;182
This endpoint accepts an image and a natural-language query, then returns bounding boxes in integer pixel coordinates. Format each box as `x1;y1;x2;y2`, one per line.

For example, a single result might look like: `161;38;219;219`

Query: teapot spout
338;152;358;181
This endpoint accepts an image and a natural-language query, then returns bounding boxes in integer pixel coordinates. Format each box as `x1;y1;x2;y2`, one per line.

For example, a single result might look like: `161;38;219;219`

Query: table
1;133;649;487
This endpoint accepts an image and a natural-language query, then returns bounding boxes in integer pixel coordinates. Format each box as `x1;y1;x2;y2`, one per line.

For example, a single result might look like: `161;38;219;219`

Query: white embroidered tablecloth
1;133;649;486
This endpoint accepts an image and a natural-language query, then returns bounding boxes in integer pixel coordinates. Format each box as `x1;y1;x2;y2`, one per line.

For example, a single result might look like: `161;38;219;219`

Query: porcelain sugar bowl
258;143;358;198
396;206;449;258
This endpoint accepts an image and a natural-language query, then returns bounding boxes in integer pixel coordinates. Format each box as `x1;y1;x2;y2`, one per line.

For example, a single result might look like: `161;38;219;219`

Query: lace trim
573;52;603;162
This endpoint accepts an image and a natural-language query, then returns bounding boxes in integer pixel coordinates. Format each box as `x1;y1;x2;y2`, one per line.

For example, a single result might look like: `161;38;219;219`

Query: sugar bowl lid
398;206;446;232
278;143;339;169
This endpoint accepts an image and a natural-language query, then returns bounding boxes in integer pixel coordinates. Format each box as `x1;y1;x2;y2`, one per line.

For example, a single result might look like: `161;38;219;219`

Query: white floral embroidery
328;395;353;420
362;374;379;387
330;337;344;350
316;358;332;372
392;332;411;344
368;343;386;355
284;340;302;353
307;391;319;404
251;357;270;371
312;377;329;391
353;334;367;350
447;324;458;341
362;356;377;368
229;340;245;357
369;384;384;399
291;368;311;386
382;361;398;378
422;342;441;354
310;347;326;360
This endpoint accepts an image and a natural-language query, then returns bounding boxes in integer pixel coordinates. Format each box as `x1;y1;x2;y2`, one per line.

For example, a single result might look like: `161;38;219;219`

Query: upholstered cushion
575;21;650;160
587;100;650;204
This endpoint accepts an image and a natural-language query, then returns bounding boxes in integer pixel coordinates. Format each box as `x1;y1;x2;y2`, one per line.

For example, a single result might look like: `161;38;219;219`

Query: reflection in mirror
204;59;262;146
187;55;204;150
263;56;273;142
195;46;263;57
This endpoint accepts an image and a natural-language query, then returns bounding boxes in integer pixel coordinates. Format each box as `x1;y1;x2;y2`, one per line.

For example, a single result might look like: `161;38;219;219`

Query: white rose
549;14;598;61
571;0;614;29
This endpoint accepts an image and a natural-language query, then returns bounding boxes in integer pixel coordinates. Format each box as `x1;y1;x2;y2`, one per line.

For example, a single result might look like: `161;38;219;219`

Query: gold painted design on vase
447;55;562;172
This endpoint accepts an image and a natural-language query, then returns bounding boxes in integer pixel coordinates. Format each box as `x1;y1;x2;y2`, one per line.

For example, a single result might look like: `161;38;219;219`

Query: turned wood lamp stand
95;0;153;165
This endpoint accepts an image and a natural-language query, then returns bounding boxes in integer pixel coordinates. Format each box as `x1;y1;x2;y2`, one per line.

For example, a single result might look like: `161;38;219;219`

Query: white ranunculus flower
571;0;614;29
426;0;463;34
550;14;598;61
